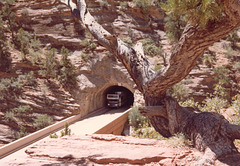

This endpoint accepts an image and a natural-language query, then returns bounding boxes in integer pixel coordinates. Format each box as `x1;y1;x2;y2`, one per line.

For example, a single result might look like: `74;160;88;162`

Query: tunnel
103;85;134;109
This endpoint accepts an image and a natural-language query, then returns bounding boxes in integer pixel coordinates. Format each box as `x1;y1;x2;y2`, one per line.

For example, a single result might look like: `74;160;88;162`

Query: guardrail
0;108;106;159
0;107;131;159
95;108;130;135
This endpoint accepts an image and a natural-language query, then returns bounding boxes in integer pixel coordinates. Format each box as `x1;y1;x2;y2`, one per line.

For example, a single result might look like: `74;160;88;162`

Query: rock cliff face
14;0;164;48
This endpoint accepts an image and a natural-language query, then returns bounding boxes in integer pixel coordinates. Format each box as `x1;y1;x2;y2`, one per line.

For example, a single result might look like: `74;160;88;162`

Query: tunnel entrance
104;85;134;108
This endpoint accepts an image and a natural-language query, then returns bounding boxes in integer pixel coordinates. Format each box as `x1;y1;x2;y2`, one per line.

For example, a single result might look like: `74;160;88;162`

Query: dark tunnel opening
104;86;134;109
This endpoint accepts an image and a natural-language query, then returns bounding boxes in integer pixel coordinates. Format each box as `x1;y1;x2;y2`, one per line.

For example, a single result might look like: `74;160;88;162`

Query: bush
15;28;31;60
99;0;109;9
49;133;58;138
233;62;240;72
154;64;163;72
167;133;192;148
128;106;164;139
168;81;190;102
0;77;23;100
39;48;58;78
33;114;53;130
213;66;231;85
202;53;215;68
80;53;88;62
226;28;240;49
132;125;164;139
60;122;71;137
58;47;77;86
201;96;228;113
1;0;18;39
133;0;151;14
16;125;28;139
230;94;240;125
180;97;200;109
4;111;16;122
123;37;133;46
128;106;148;130
0;11;11;72
11;105;32;116
120;1;128;9
164;15;186;43
140;38;160;57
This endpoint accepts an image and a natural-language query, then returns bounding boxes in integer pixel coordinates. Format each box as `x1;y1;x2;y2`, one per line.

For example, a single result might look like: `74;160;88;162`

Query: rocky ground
1;134;240;166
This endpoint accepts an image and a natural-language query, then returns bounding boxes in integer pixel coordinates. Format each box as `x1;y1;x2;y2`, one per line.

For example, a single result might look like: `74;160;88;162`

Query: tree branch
139;106;167;118
144;1;240;97
57;0;155;93
224;123;240;140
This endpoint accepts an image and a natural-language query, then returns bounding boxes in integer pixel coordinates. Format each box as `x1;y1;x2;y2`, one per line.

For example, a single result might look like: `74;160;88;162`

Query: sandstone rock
2;134;238;165
2;134;200;165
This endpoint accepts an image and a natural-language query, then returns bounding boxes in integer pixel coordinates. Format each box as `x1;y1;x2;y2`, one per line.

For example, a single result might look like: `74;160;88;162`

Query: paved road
0;107;129;164
63;107;128;135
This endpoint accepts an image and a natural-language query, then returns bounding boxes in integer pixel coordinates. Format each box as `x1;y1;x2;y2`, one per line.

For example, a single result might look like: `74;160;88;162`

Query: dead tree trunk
55;0;240;164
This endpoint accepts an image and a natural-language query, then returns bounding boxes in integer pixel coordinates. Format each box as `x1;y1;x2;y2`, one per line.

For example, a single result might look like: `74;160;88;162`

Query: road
0;106;130;163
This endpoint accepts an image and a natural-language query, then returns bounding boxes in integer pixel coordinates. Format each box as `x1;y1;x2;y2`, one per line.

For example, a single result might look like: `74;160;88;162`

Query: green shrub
23;71;37;86
39;48;58;78
226;28;240;49
120;1;128;9
1;0;18;39
123;37;133;46
49;133;58;138
161;0;223;28
128;106;149;130
33;114;53;130
133;0;151;14
58;47;77;86
16;126;29;139
224;47;235;61
132;125;164;139
168;81;190;102
140;38;160;57
230;94;240;125
213;66;231;85
201;96;228;113
180;97;200;109
0;11;11;72
233;62;240;72
0;77;23;100
154;64;163;72
80;39;97;52
60;122;71;137
128;106;164;139
202;53;215;68
11;105;32;116
80;53;88;62
15;28;31;60
99;0;109;9
4;111;16;122
213;81;230;101
164;15;186;43
167;133;192;148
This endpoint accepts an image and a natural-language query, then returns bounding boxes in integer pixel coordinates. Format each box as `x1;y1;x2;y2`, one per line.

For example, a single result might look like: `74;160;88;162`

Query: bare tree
55;0;240;164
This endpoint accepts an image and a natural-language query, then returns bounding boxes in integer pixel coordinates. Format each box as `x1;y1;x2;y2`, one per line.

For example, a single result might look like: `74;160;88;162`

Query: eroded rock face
14;0;165;48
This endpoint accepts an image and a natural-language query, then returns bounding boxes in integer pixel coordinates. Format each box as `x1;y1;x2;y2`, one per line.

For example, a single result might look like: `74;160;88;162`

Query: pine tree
0;4;11;72
161;0;223;28
58;46;77;87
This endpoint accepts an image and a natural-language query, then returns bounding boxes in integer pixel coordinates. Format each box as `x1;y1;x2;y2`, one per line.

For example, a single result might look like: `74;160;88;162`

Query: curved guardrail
0;107;130;159
0;108;107;159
